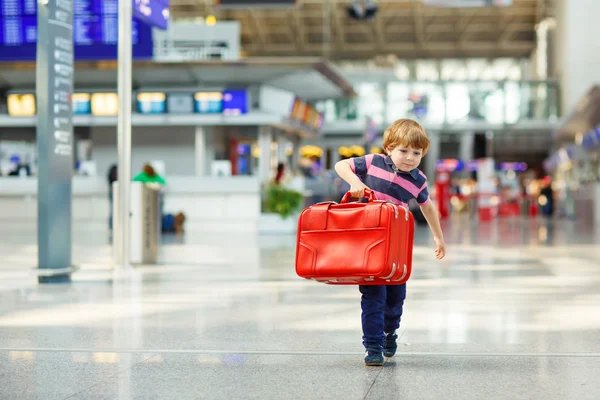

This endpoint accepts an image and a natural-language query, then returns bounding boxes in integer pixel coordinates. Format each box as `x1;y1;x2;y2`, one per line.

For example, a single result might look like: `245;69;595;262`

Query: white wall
554;0;600;113
91;126;196;177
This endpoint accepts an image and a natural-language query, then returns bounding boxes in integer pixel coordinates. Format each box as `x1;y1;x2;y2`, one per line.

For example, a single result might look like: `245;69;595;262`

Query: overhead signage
137;92;167;114
133;0;169;30
0;0;154;61
7;93;35;116
290;97;324;131
423;0;512;7
167;93;194;114
222;90;248;116
91;92;118;116
194;92;223;114
72;93;91;115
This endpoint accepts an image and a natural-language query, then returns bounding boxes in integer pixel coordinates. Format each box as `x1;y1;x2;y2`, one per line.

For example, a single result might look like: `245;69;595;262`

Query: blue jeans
359;284;406;350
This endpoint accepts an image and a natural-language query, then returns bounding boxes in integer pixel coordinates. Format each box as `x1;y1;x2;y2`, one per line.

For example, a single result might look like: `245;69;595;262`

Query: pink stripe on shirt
367;165;422;198
365;154;375;170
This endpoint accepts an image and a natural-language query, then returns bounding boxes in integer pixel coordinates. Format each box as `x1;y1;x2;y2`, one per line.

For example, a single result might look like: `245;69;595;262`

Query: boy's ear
385;146;392;155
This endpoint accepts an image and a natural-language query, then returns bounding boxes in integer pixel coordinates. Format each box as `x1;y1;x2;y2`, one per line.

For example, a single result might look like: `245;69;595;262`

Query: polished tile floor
1;217;599;399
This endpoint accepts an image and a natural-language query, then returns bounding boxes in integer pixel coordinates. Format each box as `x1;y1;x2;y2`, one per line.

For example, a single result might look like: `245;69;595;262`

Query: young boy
334;118;446;366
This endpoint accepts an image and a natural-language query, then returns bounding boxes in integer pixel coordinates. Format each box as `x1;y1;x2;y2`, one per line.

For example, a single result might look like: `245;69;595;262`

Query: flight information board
0;0;154;61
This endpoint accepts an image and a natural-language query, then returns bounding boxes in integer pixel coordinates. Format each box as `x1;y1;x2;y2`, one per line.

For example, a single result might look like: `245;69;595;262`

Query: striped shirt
349;154;430;207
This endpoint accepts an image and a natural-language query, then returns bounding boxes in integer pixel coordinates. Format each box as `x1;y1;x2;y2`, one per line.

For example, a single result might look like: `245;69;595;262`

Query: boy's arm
419;201;446;260
334;160;369;198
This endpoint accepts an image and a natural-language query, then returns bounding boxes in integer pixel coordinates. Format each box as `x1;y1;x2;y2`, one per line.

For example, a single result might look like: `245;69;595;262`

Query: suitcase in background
295;189;414;285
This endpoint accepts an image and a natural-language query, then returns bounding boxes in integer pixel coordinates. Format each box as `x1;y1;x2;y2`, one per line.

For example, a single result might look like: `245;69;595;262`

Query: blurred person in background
539;176;554;218
133;163;166;186
107;164;117;231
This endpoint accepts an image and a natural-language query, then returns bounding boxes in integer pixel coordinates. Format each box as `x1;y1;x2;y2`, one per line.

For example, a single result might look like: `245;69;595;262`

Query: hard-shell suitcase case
295;189;414;285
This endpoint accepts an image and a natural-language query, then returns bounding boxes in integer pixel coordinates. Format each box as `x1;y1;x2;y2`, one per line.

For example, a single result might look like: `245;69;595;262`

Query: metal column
277;132;289;165
36;0;75;283
425;131;441;180
195;126;207;176
258;126;273;184
116;0;133;268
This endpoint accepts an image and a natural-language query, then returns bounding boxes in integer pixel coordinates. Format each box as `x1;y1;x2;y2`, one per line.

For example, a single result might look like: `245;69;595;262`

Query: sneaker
364;350;384;366
383;332;398;357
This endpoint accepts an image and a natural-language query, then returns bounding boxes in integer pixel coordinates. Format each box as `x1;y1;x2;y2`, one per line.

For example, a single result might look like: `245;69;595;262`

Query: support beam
254;41;535;54
331;3;346;52
410;0;425;51
289;9;306;52
372;5;386;52
248;10;267;52
500;22;535;42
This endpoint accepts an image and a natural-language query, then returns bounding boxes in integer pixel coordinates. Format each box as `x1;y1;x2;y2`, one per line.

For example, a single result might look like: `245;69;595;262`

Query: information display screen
137;92;166;114
222;90;248;116
194;92;223;114
0;0;153;61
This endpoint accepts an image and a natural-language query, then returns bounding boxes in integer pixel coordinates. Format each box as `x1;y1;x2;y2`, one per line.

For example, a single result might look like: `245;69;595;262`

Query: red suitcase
295;189;414;285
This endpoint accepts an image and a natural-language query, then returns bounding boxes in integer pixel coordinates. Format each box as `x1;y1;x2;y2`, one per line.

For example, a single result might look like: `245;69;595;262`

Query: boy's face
386;145;424;172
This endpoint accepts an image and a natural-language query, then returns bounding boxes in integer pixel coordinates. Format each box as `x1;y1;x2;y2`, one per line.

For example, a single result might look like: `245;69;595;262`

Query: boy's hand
434;237;446;260
349;182;370;199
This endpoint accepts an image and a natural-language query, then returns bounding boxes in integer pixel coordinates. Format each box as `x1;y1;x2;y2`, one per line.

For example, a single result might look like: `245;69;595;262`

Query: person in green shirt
133;164;166;185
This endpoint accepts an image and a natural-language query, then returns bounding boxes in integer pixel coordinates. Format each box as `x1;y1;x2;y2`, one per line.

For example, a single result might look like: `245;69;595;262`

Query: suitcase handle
341;188;375;204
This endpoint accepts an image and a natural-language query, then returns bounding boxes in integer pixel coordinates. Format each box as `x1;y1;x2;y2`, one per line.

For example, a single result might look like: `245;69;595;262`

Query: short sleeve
416;182;430;205
349;156;368;178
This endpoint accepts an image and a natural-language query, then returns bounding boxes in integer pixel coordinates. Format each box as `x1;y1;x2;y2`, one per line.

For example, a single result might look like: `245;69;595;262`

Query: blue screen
0;0;153;61
222;90;248;116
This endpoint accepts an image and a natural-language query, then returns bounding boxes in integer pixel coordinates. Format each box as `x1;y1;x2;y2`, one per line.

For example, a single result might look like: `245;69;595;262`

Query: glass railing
317;80;560;126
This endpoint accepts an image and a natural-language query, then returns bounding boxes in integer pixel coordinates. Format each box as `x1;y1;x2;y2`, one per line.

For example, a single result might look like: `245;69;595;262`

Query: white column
459;131;474;162
553;0;600;113
195;126;207;176
595;182;600;226
277;132;288;164
425;131;440;180
290;135;302;173
258;126;273;184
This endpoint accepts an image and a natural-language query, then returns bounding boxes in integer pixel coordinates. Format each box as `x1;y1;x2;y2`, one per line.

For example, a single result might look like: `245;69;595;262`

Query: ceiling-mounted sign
0;1;154;61
222;90;248;116
133;0;170;30
7;93;36;117
137;92;167;114
215;0;298;8
423;0;512;7
91;93;119;116
72;93;91;115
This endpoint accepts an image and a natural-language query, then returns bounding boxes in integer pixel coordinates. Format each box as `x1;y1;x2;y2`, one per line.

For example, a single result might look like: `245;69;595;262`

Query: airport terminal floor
1;217;600;400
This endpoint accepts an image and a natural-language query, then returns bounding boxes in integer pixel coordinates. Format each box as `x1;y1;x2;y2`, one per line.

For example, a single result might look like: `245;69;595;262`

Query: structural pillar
36;0;75;283
553;0;600;113
290;135;302;174
277;132;289;165
195;126;213;176
459;131;475;163
425;131;440;180
330;145;342;165
258;126;273;184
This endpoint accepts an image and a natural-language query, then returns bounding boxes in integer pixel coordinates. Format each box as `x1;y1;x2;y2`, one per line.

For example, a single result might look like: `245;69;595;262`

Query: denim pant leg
359;285;386;350
383;284;406;334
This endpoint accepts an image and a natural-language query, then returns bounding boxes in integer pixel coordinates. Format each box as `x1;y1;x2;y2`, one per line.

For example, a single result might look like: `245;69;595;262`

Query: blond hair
383;119;430;155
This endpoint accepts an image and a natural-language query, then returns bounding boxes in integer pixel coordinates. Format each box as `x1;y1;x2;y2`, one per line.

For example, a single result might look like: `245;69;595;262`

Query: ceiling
170;0;554;60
